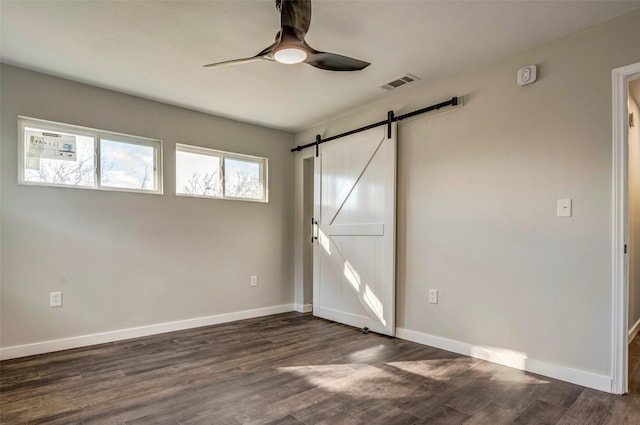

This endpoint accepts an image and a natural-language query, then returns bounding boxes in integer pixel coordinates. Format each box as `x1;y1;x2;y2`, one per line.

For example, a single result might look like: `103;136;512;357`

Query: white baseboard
396;327;612;393
0;304;294;361
294;303;313;313
629;317;640;342
1;308;613;392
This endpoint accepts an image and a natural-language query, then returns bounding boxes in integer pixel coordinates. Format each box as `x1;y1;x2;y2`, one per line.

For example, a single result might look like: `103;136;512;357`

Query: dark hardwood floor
2;312;640;424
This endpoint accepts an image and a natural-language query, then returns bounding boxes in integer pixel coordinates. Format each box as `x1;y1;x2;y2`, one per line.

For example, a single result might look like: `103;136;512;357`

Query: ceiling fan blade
279;0;311;40
305;51;370;71
203;56;268;69
203;39;278;69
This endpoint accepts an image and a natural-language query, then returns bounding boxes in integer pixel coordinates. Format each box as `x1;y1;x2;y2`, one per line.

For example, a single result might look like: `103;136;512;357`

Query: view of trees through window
176;150;222;197
100;139;156;190
224;158;262;199
176;144;266;202
20;118;162;194
20;118;267;202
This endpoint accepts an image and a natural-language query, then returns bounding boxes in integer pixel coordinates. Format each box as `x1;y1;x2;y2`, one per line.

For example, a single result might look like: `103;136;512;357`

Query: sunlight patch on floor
385;358;479;382
346;344;387;362
277;363;428;398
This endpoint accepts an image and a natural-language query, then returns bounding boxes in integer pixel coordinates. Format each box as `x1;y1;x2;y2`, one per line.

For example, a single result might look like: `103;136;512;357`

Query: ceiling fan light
274;47;307;64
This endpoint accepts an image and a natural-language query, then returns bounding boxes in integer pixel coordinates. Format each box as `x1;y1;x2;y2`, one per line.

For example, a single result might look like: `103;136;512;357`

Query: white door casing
612;62;640;394
313;124;396;336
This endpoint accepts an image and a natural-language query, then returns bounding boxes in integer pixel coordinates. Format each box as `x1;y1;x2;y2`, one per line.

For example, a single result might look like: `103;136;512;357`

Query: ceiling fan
203;0;370;71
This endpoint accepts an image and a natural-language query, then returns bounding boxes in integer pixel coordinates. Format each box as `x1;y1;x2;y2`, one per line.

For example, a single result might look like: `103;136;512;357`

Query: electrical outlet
428;289;438;304
250;275;258;287
50;291;62;307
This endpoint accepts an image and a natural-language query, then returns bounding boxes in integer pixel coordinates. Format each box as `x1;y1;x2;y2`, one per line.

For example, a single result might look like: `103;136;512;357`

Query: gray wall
630;85;640;335
0;65;294;348
293;11;640;377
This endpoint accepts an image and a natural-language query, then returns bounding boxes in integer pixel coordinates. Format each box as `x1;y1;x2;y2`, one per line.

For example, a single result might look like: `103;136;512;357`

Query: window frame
175;143;268;203
18;116;163;195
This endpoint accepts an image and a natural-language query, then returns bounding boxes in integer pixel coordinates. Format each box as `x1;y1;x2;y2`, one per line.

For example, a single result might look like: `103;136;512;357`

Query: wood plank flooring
1;312;640;424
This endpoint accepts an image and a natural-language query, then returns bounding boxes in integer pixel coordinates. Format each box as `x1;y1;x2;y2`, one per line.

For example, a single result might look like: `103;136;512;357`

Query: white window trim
175;143;268;203
18;116;163;195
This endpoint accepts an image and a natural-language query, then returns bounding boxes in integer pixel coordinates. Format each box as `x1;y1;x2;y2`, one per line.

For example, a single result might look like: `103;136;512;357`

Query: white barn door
313;124;396;336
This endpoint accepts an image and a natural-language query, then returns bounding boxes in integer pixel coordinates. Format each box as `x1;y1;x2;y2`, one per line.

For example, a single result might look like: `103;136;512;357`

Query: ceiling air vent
381;74;420;91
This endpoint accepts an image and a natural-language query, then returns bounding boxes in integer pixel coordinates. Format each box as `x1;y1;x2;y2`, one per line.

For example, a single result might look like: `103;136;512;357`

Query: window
100;139;157;191
176;144;267;202
19;117;162;194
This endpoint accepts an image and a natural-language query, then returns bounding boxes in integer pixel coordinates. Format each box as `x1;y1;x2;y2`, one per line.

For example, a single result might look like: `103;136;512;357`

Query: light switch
50;291;62;307
557;199;572;217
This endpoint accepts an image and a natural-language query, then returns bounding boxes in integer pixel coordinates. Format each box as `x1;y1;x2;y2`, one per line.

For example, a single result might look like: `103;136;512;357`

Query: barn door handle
311;217;318;243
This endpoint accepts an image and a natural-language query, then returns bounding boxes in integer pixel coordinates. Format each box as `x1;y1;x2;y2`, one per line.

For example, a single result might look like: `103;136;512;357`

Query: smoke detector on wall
517;65;537;86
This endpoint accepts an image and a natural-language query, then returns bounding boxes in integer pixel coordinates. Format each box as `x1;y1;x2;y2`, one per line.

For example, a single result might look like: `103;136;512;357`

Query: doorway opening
301;156;314;313
612;62;640;394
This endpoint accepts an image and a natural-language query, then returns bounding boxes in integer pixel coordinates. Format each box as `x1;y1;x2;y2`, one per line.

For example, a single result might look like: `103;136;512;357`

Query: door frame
612;61;640;394
302;156;315;313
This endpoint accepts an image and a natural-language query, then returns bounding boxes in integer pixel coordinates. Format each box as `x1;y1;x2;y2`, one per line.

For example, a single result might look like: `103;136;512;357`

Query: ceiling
2;0;640;132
